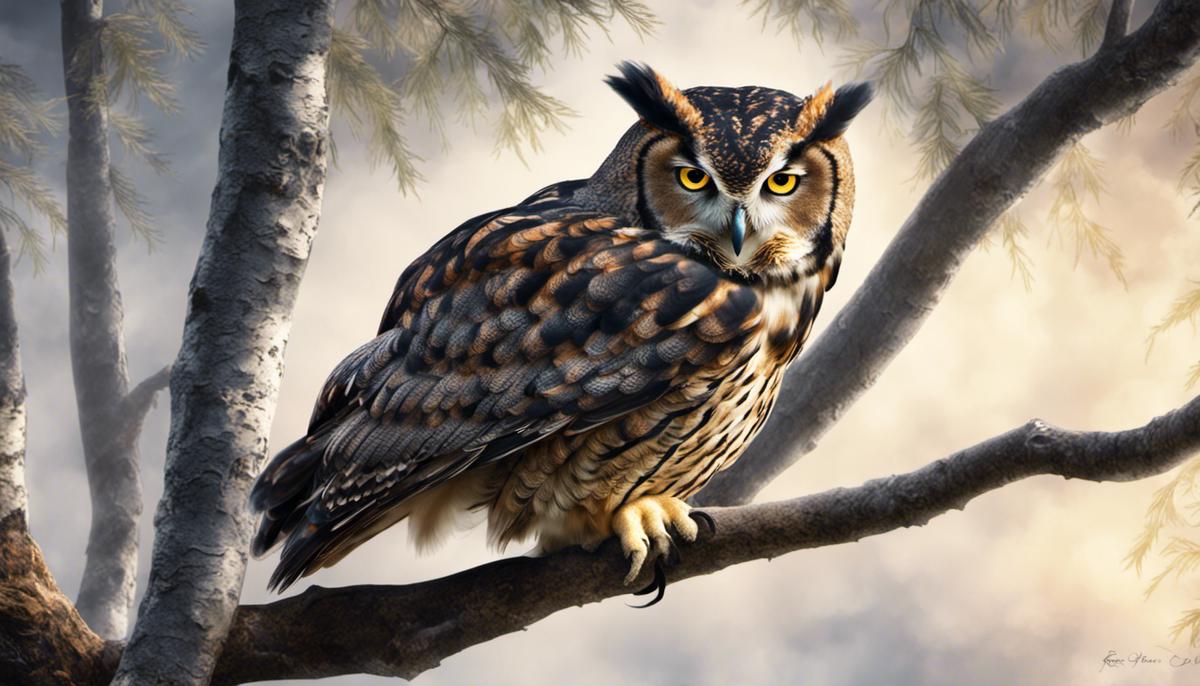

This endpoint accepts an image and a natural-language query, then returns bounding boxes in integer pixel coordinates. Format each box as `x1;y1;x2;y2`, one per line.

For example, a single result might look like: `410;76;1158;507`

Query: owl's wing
250;203;760;590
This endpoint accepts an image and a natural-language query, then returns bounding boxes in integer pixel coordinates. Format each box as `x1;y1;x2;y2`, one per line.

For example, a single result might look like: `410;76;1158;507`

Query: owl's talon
613;495;697;592
689;510;716;536
629;557;668;608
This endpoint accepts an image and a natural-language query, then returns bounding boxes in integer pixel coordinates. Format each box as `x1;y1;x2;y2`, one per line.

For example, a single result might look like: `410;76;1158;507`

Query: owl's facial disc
644;137;832;282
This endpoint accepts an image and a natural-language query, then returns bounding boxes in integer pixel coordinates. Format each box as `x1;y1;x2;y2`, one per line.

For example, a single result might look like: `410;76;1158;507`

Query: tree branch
8;394;1195;684
201;394;1200;683
698;0;1200;506
1104;0;1136;48
112;364;170;447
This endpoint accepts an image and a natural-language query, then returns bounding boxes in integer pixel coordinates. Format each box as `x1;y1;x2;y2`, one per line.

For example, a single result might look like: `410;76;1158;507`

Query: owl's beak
731;205;746;256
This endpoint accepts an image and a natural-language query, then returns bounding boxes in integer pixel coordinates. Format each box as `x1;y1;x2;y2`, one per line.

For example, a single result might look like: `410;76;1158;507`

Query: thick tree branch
200;394;1200;683
1104;0;1136;48
0;228;27;526
111;1;335;683
698;0;1200;506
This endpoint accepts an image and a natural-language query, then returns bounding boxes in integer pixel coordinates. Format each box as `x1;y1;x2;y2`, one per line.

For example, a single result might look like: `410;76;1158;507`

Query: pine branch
327;26;422;193
108;164;160;248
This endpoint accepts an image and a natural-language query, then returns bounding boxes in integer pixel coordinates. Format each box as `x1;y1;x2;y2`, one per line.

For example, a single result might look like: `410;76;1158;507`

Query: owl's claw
612;495;699;603
689;510;716;536
629;556;668;608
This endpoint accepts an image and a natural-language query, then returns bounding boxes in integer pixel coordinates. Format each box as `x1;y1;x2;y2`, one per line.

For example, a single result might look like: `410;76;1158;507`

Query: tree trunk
110;1;334;683
697;0;1200;506
0;228;27;526
60;0;147;641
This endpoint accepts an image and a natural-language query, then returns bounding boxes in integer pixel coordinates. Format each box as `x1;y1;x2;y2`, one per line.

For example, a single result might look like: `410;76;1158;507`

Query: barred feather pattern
251;192;831;589
251;64;865;591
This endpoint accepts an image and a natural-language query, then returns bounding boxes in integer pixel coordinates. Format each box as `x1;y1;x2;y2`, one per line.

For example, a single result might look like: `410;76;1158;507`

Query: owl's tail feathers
249;434;326;561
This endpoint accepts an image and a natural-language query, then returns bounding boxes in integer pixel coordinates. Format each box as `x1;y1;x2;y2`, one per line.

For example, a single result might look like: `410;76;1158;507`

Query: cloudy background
3;1;1200;684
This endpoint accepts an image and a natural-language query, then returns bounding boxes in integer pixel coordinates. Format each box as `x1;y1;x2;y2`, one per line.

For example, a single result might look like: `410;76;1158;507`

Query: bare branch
112;364;170;446
1103;0;1135;49
698;0;1200;506
198;393;1197;682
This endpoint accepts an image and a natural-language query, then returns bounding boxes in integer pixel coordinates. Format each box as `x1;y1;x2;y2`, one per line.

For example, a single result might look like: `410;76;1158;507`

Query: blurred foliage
330;0;656;193
1045;141;1125;285
0;63;65;271
1129;453;1200;645
67;0;202;246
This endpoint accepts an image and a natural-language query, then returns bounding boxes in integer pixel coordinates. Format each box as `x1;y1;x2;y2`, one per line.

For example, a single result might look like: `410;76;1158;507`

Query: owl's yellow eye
676;167;710;191
765;173;799;195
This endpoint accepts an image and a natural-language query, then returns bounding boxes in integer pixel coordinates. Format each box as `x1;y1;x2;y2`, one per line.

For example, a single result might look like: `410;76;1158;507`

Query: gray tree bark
60;0;170;641
697;0;1200;506
110;1;335;683
0;227;28;526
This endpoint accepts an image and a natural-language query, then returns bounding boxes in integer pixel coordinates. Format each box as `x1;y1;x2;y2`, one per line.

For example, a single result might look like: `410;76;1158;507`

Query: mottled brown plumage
251;63;872;592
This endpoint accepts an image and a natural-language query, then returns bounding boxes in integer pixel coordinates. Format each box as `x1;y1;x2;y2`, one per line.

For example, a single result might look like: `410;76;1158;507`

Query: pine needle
743;0;858;48
1047;141;1127;286
1146;282;1200;359
108;164;160;248
1126;479;1187;576
998;209;1035;290
1170;607;1200;647
109;110;171;175
125;0;205;59
327;26;423;193
1144;537;1200;598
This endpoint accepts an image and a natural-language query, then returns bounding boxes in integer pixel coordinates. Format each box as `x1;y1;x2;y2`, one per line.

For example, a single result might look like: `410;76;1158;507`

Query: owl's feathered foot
613;496;717;607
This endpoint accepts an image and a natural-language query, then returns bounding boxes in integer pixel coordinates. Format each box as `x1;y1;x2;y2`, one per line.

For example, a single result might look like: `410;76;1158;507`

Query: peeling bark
698;0;1200;506
110;1;335;683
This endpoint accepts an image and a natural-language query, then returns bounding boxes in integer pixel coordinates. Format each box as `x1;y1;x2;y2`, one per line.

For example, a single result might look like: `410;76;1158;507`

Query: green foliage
0;64;65;270
330;0;656;193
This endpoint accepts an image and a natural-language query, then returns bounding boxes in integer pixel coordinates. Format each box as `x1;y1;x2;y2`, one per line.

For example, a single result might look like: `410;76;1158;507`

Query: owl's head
603;62;872;285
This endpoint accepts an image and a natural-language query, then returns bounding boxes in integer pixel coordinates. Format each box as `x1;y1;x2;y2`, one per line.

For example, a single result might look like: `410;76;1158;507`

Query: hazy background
3;2;1200;684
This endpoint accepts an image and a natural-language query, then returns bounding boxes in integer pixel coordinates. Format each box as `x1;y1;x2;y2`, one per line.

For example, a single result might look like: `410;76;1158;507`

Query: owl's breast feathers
251;197;833;590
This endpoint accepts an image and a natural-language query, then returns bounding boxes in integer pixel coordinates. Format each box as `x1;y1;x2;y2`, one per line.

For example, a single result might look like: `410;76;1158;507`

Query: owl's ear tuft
805;82;874;143
605;61;701;139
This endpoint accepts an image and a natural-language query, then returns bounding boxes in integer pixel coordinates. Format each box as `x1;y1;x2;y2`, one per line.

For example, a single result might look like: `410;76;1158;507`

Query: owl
251;62;872;601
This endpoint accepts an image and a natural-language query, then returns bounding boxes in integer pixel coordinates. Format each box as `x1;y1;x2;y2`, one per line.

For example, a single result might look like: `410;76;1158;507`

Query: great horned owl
251;62;872;599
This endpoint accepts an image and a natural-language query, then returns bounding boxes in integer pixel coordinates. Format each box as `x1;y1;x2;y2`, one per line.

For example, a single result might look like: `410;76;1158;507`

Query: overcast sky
4;2;1200;685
